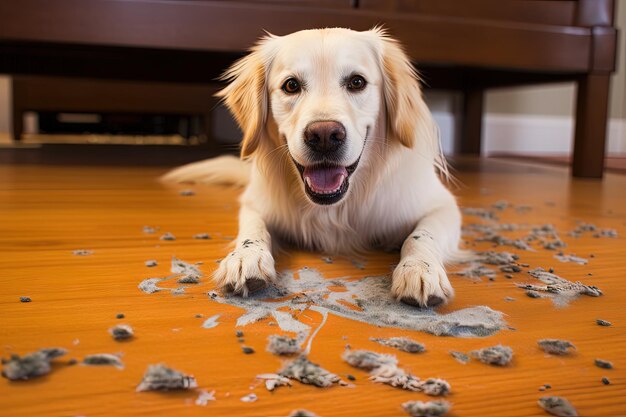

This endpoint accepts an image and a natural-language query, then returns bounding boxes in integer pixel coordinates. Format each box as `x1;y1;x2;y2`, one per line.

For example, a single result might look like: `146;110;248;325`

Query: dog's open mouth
293;160;359;205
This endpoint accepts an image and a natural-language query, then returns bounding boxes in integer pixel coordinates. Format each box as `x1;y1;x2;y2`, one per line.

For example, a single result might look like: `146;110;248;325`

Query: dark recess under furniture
0;0;618;177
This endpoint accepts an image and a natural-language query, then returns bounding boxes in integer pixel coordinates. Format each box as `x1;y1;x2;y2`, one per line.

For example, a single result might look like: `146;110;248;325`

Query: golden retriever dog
163;27;461;308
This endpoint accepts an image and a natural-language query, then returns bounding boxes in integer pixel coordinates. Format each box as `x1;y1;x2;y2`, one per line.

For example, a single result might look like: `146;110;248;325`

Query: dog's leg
391;205;461;308
213;205;275;296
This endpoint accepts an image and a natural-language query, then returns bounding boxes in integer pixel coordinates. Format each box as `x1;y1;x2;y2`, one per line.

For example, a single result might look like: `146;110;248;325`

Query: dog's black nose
304;121;346;154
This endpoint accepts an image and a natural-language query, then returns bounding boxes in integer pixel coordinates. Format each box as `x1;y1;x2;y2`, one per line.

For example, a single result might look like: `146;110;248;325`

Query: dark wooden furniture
0;0;618;177
11;76;220;144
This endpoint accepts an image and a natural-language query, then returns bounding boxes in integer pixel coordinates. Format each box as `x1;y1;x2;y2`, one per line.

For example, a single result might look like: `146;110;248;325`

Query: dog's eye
282;78;301;94
347;75;366;91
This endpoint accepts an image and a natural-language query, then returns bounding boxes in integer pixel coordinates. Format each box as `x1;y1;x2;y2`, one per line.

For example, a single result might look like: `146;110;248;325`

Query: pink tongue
303;166;348;193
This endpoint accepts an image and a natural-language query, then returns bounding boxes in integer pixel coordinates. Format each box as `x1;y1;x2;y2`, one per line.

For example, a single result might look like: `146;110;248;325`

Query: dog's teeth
305;177;312;189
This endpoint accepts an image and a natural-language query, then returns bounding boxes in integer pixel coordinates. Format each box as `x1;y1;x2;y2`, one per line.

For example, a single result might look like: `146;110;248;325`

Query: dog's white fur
163;28;461;307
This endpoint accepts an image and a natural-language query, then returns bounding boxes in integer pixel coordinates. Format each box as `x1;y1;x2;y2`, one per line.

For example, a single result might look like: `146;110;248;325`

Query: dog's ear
376;31;427;149
216;41;272;159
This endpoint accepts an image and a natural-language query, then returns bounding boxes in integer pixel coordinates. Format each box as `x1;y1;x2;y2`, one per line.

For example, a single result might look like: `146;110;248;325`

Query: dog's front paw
391;256;454;308
214;240;275;297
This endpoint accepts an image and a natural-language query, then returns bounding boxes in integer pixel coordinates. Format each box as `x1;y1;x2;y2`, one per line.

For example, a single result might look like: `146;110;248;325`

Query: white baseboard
484;114;626;156
431;111;626;156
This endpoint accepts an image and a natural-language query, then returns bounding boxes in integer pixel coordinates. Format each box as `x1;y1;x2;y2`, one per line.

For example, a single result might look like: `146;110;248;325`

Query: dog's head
218;27;432;205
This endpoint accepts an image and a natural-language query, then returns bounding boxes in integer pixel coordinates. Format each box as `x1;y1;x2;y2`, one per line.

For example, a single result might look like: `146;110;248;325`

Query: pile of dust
516;268;602;307
454;265;496;281
554;253;588;265
538;396;578;416
1;348;67;380
279;355;344;388
476;251;519;265
82;354;124;369
160;232;176;241
209;268;506;342
136;364;198;392
402;400;451;417
538;339;576;355
470;345;513;366
109;324;134;341
240;393;257;402
288;410;320;417
201;314;220;329
343;349;450;395
594;359;613;369
139;257;204;294
369;337;425;353
267;335;301;356
256;373;292;391
449;351;470;364
569;222;618;239
195;390;216;406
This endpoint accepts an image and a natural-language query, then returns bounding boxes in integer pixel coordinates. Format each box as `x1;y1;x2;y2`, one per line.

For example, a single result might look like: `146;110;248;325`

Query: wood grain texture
0;158;625;417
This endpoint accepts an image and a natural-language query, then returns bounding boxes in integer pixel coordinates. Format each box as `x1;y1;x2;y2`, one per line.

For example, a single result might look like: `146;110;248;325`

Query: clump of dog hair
242;346;255;354
538;339;576;355
538;396;578;416
179;189;195;196
256;373;293;391
193;233;211;239
419;379;451;396
476;251;519;265
240;393;258;402
343;349;450;395
596;319;612;327
517;268;602;306
195;389;216;406
72;249;93;256
19;296;31;303
449;351;470;364
601;377;610;385
82;354;124;369
454;265;496;280
280;356;343;387
1;348;67;380
145;260;158;267
136;364;198;392
109;324;134;341
593;228;618;238
402;400;451;417
554;253;588;265
288;410;320;417
177;275;200;284
342;349;398;370
160;232;176;241
143;225;157;234
267;335;300;356
171;257;203;283
471;345;513;366
594;359;613;369
462;207;498;220
370;337;425;353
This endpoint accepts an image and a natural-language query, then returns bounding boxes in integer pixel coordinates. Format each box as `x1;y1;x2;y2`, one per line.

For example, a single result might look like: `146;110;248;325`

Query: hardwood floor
0;158;624;417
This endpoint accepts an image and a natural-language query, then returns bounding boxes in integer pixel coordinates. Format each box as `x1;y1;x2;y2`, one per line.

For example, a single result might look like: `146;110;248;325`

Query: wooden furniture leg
572;73;611;178
11;78;24;141
459;88;484;154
